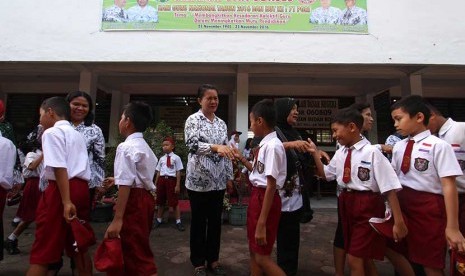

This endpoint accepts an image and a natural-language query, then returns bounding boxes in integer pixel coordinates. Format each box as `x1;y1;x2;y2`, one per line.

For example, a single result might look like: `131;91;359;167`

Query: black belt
341;188;377;194
161;175;176;180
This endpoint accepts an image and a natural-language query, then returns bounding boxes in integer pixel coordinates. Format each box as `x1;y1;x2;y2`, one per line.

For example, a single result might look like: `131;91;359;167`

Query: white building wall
1;0;465;64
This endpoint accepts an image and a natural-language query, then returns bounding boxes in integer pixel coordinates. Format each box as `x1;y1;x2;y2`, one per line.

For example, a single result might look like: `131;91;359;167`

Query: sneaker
208;264;227;275
175;222;185;232
4;239;20;255
193;266;207;276
153;219;162;229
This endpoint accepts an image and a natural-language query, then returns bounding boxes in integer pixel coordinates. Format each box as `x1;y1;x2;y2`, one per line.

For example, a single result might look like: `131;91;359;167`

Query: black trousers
188;189;225;268
277;208;302;276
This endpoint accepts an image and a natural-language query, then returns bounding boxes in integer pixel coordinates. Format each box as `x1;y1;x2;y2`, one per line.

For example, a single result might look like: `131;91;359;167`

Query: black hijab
275;98;301;179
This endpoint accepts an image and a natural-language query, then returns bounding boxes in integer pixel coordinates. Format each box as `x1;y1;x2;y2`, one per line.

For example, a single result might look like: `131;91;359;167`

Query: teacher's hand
215;144;237;160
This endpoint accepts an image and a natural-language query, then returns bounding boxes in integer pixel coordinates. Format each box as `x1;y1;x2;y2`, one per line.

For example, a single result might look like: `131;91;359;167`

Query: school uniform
437;118;465;234
391;130;463;269
0;136;16;261
30;120;92;265
16;150;43;222
247;131;286;255
325;138;401;260
113;132;158;275
156;152;183;208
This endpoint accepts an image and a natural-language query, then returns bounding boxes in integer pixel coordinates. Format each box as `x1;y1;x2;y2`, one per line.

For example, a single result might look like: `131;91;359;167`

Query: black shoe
11;220;20;228
153;219;162;229
300;211;314;224
4;239;20;255
193;266;207;276
175;222;185;232
208;264;227;275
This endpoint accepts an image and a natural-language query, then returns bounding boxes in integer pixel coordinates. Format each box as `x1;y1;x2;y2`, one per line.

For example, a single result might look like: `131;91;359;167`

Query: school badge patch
459;160;465;171
257;161;265;174
357;167;370;181
414;157;429;172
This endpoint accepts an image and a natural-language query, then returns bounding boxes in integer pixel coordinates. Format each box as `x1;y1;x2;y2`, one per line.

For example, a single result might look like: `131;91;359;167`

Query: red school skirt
247;186;282;255
16;177;41;222
338;189;386;260
30;178;92;264
397;186;447;269
459;193;465;235
110;188;157;276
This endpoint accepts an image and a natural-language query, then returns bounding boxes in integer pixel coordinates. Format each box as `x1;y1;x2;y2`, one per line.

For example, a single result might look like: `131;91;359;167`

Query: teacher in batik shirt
339;0;367;25
184;84;234;276
310;0;342;24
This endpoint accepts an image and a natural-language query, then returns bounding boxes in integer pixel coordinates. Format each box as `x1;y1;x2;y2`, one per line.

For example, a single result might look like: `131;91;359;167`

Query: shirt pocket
412;151;433;174
356;162;373;184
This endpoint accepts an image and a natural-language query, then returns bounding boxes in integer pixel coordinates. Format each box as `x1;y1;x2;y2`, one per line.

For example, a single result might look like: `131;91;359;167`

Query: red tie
166;154;171;167
401;139;414;174
342;148;352;184
253;147;260;170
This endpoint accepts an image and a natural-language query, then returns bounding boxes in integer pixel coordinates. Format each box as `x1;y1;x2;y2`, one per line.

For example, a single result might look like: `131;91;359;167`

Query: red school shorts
338;189;386;260
156;176;178;208
30;178;91;264
247;186;282;256
16;177;41;222
397;186;447;269
459;193;465;235
112;188;157;276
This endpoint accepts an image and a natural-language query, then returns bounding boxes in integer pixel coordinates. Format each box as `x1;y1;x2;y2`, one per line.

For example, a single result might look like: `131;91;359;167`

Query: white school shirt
0;136;16;190
42;120;90;182
249;132;286;190
438;118;465;193
391;130;463;195
114;132;158;190
23;149;43;179
325;138;401;194
156;152;183;177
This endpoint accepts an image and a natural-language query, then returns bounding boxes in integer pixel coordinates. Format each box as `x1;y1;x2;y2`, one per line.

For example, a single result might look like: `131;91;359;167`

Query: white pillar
235;66;249;150
108;90;130;145
79;70;98;105
401;74;423;97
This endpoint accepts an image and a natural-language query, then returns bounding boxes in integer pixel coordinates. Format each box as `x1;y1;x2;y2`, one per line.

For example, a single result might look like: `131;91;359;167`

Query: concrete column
235;66;249;150
108;90;130;145
79;70;98;105
400;74;423;97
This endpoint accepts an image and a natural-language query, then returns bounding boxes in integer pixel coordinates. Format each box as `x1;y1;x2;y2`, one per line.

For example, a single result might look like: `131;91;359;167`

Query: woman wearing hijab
274;98;324;275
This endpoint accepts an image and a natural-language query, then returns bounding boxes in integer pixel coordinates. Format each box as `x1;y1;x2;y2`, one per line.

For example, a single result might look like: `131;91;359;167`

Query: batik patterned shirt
184;110;233;192
75;122;106;188
339;6;367;25
310;6;342;24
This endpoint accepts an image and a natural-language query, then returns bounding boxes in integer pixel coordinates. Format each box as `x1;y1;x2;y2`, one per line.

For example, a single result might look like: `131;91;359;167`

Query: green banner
102;0;368;33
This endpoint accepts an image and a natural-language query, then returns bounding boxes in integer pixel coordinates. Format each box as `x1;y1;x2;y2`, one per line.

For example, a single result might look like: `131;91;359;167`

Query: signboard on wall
295;98;338;128
101;0;368;33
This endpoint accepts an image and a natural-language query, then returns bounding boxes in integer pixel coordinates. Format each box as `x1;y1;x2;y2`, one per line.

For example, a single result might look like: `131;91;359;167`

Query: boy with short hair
153;136;185;231
389;95;465;274
104;101;158;276
235;99;287;276
0;135;16;262
309;107;408;275
427;104;465;235
27;97;93;276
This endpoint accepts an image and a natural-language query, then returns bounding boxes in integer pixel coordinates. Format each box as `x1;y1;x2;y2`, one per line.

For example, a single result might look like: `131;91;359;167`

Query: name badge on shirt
414;157;429;172
357;167;370;181
257;161;265;174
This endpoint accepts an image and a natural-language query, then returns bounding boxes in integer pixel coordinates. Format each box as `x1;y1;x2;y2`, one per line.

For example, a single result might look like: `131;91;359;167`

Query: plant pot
91;203;114;222
228;204;247;226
